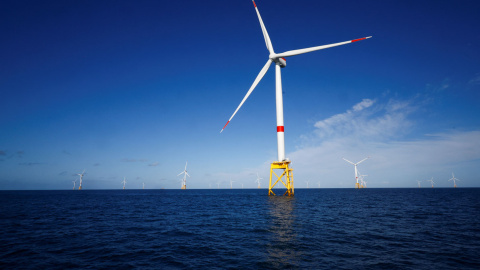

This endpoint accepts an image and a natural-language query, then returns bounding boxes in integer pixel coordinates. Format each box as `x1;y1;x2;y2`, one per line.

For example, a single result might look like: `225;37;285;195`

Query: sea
0;188;479;269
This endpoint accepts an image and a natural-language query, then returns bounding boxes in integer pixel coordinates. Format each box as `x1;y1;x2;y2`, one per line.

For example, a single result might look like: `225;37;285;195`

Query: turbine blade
220;59;273;133
275;36;372;58
343;158;355;165
177;172;184;176
186;172;190;177
356;156;370;165
253;1;274;54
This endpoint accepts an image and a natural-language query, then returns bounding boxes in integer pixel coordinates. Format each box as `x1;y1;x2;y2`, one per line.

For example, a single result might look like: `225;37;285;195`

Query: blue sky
1;0;479;189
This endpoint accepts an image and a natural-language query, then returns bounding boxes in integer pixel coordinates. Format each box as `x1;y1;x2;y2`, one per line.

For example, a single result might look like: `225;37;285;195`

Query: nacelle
275;57;287;68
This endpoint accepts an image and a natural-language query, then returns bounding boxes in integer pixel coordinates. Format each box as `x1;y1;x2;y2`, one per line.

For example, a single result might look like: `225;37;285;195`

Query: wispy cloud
468;72;480;86
287;96;480;187
148;162;160;167
304;98;415;144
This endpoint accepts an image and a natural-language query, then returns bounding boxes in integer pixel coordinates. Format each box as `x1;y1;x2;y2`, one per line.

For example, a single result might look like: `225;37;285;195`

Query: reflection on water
265;196;301;269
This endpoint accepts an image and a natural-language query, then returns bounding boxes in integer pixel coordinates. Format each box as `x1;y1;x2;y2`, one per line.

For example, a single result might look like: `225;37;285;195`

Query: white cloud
287;97;480;188
353;98;375;111
308;98;414;143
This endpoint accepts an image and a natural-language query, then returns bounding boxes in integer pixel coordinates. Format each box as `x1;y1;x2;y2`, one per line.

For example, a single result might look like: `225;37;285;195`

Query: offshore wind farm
1;0;480;269
1;0;479;190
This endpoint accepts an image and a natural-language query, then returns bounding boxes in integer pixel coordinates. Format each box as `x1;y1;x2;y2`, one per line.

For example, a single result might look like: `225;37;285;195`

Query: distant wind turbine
359;174;368;188
427;177;435;188
343;157;370;188
177;162;189;190
305;180;310;189
417;180;422;188
77;170;85;190
230;179;235;189
143;182;145;189
256;173;263;189
449;173;460;188
122;177;126;190
72;179;77;190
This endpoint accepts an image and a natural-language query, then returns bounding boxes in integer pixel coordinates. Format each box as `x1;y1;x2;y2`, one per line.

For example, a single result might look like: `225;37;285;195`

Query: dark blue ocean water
1;188;479;269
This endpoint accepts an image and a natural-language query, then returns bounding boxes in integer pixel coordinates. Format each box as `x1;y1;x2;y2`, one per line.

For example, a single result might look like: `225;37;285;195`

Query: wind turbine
77;170;85;190
449;173;460;188
417;180;422;188
230;179;235;189
306;180;310;189
72;179;77;190
121;177;126;190
256;173;263;188
343;157;370;188
177;162;189;190
427;177;435;188
220;1;371;196
359;173;368;188
143;182;145;189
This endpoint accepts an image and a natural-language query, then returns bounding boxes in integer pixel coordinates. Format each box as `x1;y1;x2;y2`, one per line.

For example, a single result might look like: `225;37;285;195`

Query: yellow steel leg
268;161;294;196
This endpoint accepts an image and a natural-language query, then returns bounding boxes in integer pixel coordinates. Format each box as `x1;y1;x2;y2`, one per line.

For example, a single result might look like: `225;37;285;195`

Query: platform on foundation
268;161;294;196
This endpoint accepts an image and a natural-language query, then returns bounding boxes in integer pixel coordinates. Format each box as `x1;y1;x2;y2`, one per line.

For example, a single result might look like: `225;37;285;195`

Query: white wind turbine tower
121;177;126;190
72;179;77;190
417;180;422;188
305;180;310;189
230;179;235;189
77;170;85;190
427;177;435;188
177;162;189;190
343;157;370;189
220;1;371;197
449;173;460;188
256;173;263;189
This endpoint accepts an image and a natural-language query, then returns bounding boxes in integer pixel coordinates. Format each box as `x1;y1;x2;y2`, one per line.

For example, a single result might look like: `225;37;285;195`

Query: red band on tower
277;126;284;132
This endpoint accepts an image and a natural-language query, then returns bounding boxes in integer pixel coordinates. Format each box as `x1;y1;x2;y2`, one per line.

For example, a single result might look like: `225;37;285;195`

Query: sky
1;0;479;190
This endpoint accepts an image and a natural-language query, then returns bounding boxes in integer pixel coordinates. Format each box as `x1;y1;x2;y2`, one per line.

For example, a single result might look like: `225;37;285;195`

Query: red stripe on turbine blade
351;37;367;43
277;126;284;132
253;1;256;8
222;121;230;130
